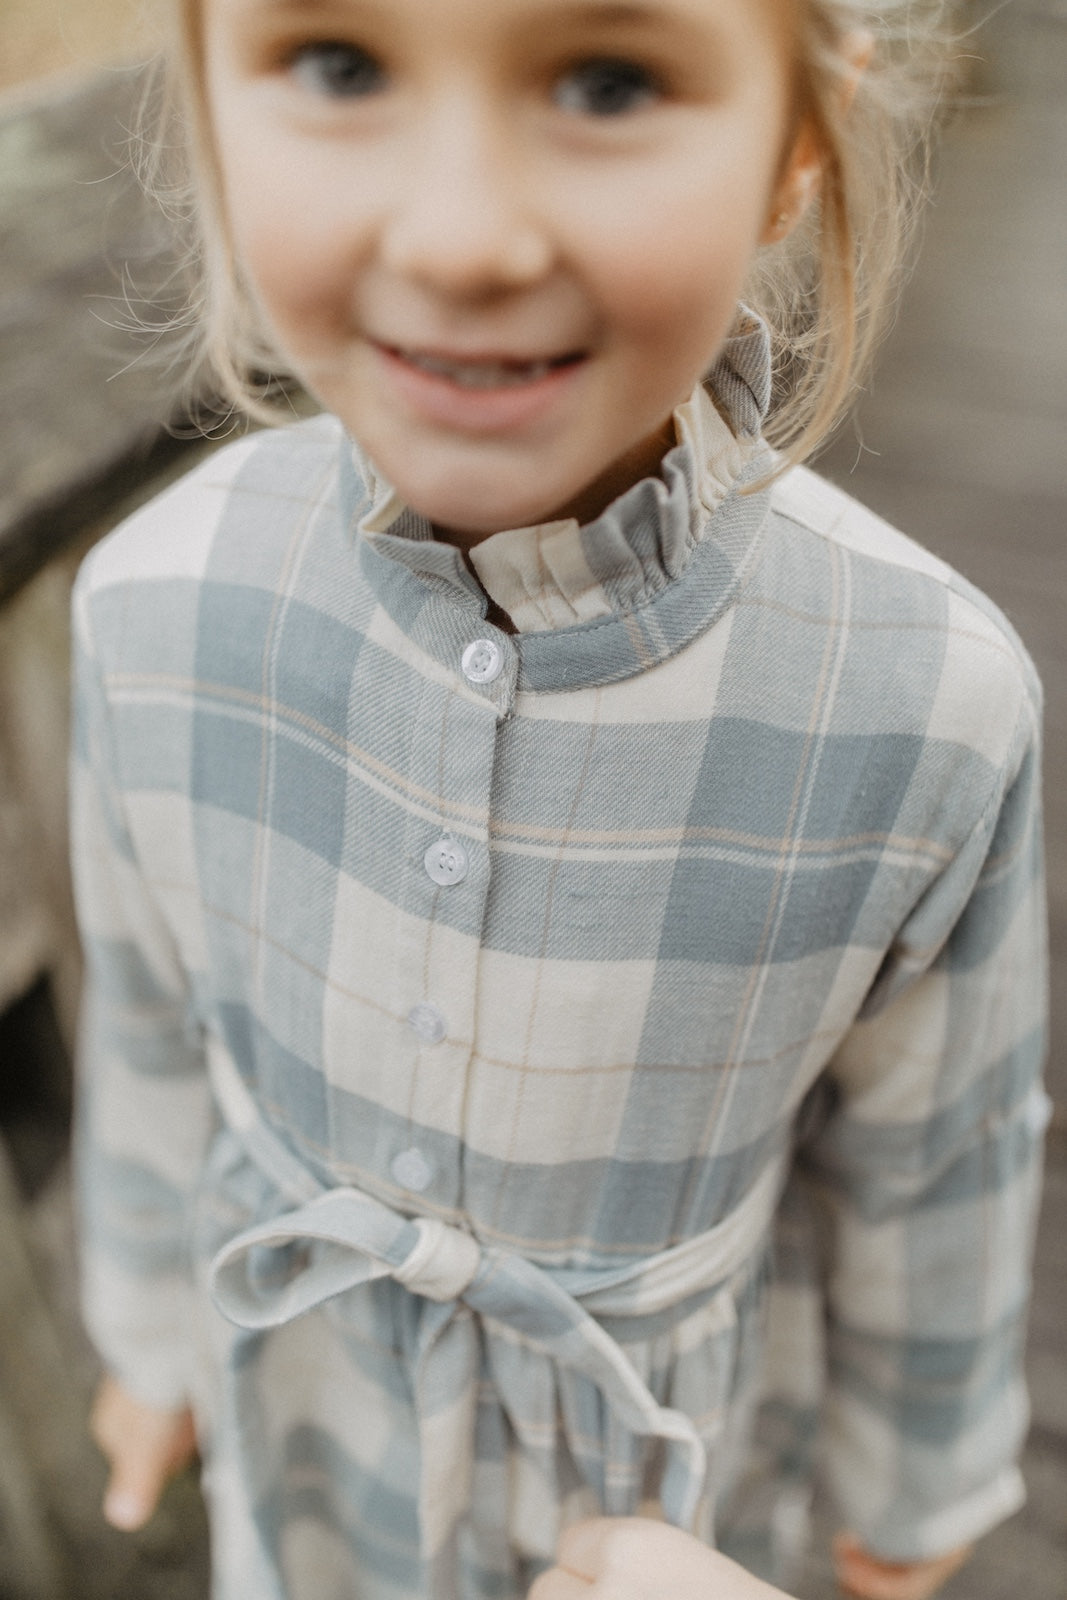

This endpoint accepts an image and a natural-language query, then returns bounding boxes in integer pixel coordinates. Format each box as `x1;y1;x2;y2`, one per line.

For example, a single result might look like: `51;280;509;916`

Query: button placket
392;628;509;1214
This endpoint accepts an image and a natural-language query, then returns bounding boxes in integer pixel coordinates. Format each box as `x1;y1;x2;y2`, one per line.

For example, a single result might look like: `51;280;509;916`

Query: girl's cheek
573;166;764;315
218;172;352;341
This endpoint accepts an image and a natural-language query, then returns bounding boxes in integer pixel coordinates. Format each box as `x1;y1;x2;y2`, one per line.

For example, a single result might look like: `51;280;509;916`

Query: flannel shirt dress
71;320;1048;1600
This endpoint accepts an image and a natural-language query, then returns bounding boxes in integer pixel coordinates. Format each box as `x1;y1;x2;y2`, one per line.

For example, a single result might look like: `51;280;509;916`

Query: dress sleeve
70;564;215;1410
801;674;1049;1561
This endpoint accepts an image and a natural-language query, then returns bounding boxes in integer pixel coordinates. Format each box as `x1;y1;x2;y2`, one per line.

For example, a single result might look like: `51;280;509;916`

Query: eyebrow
534;0;733;58
240;0;390;15
564;2;691;19
525;0;720;28
231;0;729;55
247;0;705;19
225;0;398;29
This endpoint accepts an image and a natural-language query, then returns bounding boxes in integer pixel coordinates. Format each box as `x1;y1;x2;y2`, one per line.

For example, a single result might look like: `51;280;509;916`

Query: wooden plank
0;1135;76;1595
0;428;193;607
0;1136;211;1600
0;1373;65;1600
0;68;197;600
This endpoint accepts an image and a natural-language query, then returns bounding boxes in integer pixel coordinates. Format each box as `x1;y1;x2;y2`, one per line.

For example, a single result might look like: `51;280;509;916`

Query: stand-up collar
340;311;775;693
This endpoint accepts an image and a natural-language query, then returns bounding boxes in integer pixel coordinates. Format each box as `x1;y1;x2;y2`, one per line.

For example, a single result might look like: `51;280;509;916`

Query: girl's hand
90;1374;198;1531
833;1533;972;1600
529;1517;793;1600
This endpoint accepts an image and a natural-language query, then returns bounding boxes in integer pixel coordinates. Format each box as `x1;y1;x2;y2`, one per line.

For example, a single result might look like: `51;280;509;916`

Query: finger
834;1535;969;1600
103;1424;190;1530
103;1460;159;1531
162;1407;199;1474
529;1567;595;1600
559;1517;710;1588
89;1377;125;1459
556;1517;632;1581
106;1417;198;1530
557;1518;704;1590
95;1398;196;1530
835;1538;899;1600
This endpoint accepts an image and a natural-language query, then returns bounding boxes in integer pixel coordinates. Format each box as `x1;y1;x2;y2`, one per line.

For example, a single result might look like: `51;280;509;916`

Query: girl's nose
379;98;553;298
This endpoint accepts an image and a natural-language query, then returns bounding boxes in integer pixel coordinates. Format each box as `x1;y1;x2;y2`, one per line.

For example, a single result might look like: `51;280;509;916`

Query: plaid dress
71;323;1047;1600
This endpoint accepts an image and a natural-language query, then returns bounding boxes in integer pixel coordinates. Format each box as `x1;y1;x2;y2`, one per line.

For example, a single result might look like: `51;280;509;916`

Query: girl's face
202;0;812;545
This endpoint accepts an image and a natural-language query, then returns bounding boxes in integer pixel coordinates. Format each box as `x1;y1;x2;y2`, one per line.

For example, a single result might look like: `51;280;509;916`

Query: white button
408;1002;447;1044
462;638;503;685
390;1148;434;1192
424;837;469;887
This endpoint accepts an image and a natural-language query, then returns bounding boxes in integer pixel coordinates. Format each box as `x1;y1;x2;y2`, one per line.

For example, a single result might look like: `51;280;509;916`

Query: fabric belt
206;1045;783;1561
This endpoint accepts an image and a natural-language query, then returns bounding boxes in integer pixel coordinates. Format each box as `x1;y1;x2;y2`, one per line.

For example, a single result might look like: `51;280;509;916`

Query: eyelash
287;41;385;100
284;43;662;119
554;58;662;118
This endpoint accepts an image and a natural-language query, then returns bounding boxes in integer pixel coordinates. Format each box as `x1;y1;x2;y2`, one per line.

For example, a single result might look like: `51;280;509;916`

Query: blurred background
0;2;1063;1597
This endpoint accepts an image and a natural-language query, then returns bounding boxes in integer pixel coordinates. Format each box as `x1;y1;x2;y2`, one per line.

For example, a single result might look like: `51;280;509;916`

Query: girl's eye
554;58;661;118
288;42;385;100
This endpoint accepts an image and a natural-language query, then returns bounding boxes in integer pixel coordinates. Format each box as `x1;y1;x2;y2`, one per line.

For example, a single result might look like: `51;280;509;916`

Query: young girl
72;1;1048;1598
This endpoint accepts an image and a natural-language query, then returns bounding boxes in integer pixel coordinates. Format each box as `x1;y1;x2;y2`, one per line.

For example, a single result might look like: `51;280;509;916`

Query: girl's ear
759;29;873;245
760;120;822;245
838;28;875;113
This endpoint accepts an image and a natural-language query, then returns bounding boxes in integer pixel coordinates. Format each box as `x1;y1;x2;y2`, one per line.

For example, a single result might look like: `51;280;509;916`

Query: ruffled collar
346;312;773;637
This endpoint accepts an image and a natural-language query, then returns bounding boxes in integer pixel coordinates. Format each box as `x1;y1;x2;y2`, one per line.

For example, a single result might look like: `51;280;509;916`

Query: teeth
404;351;557;388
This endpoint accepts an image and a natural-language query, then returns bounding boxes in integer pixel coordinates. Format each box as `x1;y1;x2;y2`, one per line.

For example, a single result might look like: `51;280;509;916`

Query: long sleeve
801;679;1048;1559
70;564;215;1409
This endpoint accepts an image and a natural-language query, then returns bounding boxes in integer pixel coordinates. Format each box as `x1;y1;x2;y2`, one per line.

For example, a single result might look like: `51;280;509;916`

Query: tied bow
207;1045;781;1572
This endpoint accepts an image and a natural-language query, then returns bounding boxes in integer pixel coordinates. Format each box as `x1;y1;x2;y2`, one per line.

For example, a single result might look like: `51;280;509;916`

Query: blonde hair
752;0;960;461
143;0;960;461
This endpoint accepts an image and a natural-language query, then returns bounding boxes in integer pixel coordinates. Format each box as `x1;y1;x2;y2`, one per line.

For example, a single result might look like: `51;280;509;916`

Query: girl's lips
373;342;588;433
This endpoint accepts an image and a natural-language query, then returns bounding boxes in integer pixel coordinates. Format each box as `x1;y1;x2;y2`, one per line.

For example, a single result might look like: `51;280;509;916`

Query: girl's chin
354;406;679;543
382;467;585;544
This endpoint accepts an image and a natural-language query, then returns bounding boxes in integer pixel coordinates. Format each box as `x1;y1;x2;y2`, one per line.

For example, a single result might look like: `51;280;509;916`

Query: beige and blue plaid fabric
72;324;1047;1600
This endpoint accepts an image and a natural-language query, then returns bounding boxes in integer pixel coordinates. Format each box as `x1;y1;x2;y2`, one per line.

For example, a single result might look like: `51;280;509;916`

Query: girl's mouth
384;345;584;390
374;341;588;434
